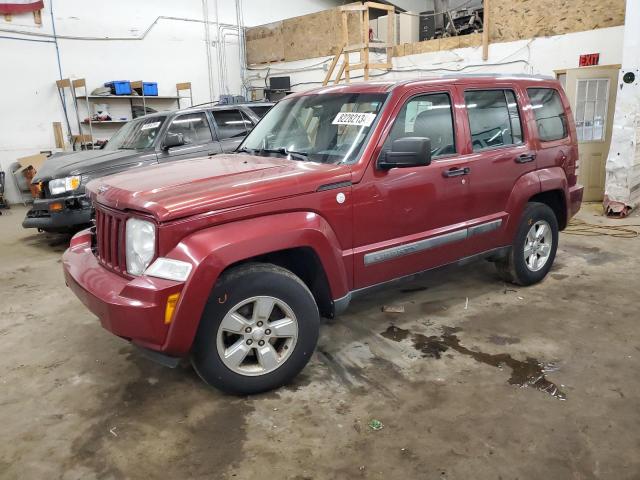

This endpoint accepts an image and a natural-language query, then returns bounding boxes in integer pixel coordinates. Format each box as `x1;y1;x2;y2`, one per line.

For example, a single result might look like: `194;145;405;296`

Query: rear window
527;88;569;142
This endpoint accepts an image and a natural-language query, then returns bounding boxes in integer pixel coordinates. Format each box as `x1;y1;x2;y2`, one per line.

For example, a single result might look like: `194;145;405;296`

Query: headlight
145;258;192;282
49;176;81;195
126;218;156;275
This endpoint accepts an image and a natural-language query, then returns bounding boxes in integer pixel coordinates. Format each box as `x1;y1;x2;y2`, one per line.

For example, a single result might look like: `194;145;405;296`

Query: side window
527;88;568;142
248;105;272;118
383;92;456;158
212;109;251;139
465;90;523;152
165;112;213;145
240;111;255;130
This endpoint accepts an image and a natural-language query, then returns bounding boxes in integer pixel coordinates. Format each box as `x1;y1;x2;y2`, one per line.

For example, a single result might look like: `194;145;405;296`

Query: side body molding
161;211;349;355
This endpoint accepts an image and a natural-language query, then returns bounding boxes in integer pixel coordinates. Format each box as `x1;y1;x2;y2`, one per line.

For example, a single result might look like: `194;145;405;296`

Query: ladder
323;1;394;85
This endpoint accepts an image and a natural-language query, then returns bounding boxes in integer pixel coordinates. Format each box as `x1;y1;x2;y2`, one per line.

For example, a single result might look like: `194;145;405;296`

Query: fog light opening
49;202;64;212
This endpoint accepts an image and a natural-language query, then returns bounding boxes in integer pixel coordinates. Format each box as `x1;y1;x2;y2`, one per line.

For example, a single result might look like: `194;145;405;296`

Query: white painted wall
247;26;624;94
0;0;343;203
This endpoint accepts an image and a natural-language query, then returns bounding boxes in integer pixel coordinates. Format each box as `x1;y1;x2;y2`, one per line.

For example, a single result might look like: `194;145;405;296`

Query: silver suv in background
23;102;274;232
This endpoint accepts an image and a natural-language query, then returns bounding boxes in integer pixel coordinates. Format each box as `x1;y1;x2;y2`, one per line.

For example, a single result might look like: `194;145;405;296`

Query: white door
563;66;619;201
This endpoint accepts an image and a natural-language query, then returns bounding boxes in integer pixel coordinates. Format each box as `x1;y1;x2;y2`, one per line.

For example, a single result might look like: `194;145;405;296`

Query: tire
496;202;559;286
192;263;320;395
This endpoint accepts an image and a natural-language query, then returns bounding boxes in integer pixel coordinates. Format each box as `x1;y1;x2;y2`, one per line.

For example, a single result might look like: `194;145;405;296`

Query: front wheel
192;263;320;395
496;202;559;286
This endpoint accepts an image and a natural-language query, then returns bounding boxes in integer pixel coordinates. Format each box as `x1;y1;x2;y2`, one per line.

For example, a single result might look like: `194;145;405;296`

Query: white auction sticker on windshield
140;121;161;130
332;112;377;127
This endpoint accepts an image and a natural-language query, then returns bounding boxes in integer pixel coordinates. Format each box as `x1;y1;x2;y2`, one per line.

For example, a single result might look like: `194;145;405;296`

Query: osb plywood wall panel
490;0;625;42
245;22;284;64
246;8;361;65
246;0;626;64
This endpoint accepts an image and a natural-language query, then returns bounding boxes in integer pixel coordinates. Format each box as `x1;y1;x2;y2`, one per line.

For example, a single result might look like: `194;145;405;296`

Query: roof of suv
289;74;558;97
138;102;275;120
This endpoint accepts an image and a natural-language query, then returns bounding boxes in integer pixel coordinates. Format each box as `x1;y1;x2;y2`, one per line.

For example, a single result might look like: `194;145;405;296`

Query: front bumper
62;230;184;352
23;195;92;231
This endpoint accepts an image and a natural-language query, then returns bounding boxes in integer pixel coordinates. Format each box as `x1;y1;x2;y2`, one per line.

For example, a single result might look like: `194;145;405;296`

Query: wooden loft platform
323;2;394;85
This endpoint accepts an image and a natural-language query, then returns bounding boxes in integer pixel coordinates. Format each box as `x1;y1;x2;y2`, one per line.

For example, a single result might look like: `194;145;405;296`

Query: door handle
443;167;470;178
515;153;536;164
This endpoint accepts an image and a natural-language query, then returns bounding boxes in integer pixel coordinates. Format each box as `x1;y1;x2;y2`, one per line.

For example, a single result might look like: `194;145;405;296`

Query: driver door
352;87;474;289
159;111;221;162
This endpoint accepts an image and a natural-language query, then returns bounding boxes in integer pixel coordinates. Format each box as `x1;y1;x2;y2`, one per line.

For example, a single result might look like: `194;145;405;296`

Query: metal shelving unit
56;79;194;150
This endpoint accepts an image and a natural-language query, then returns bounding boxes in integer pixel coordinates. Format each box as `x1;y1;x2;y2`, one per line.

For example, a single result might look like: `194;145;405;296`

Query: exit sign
579;53;600;67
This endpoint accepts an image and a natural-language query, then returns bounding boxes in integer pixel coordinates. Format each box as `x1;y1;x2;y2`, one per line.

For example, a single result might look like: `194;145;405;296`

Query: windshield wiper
259;147;309;162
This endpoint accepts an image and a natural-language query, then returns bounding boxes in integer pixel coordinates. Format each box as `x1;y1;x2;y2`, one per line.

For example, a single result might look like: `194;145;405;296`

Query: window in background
527;88;569;142
248;105;273;118
212;109;252;139
166;113;213;145
465;90;523;151
574;79;609;142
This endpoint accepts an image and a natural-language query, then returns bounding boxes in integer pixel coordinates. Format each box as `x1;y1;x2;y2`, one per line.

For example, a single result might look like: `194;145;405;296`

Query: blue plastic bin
104;81;132;95
142;82;158;96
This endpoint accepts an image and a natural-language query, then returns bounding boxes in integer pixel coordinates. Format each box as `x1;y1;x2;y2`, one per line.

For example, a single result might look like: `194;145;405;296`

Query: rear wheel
192;263;319;395
496;202;558;286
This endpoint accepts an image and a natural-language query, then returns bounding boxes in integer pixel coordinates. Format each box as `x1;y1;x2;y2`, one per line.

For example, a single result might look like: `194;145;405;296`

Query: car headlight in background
145;258;192;282
126;218;156;275
49;176;81;195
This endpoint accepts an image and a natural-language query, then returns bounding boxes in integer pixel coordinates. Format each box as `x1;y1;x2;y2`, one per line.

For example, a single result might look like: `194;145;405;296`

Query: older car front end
23;175;93;232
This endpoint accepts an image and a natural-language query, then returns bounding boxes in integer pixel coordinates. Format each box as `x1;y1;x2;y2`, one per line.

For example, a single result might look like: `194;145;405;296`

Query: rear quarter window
527;88;569;142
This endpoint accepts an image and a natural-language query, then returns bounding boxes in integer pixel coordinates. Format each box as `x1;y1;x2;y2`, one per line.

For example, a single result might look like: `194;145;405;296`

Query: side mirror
163;133;185;150
378;137;432;170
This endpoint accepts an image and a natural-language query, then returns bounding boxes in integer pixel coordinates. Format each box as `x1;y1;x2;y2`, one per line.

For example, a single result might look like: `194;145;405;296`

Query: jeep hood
87;154;351;222
33;149;157;182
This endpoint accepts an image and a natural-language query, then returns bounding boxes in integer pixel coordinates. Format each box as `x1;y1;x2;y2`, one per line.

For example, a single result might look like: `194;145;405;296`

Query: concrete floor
1;204;639;480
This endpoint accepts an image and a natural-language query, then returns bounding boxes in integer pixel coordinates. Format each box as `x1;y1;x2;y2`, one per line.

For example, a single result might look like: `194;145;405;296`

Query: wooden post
362;7;370;80
53;122;64;149
482;0;490;60
386;8;394;67
323;46;343;85
342;10;350;83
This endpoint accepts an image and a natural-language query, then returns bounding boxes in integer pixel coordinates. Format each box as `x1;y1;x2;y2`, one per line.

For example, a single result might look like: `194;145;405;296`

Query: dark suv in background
23;102;273;232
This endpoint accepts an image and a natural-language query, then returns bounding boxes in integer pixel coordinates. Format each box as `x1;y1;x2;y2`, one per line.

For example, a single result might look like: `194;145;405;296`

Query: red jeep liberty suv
63;75;583;394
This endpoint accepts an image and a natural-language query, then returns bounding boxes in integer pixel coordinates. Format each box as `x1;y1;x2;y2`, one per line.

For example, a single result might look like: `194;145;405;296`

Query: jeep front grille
94;205;127;274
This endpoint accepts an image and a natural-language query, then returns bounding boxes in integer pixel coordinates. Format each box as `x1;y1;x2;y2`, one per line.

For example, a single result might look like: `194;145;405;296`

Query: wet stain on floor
382;325;566;400
380;325;410;342
488;334;521;345
563;245;623;266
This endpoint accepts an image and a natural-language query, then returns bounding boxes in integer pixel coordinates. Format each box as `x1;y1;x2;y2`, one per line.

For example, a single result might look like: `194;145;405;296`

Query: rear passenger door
159;111;221;162
211;108;253;152
457;85;537;253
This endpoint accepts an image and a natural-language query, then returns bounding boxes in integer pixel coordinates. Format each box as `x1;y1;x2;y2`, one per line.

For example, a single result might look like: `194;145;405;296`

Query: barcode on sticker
332;112;377;127
140;121;161;130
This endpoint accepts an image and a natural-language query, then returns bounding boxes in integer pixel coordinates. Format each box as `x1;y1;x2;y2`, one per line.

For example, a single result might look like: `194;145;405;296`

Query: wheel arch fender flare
161;211;349;355
503;170;542;239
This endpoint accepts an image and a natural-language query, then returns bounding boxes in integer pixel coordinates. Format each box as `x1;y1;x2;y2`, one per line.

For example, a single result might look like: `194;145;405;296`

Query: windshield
240;93;387;164
104;116;167;151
